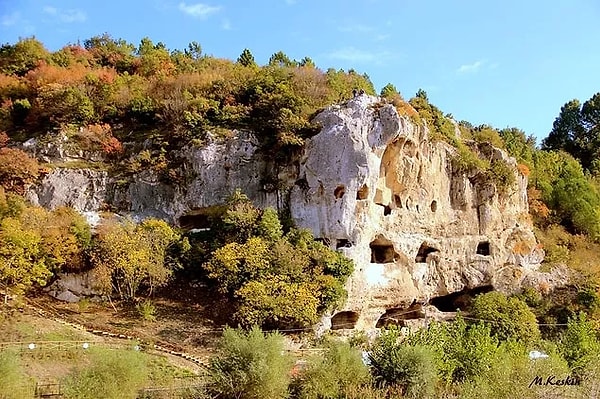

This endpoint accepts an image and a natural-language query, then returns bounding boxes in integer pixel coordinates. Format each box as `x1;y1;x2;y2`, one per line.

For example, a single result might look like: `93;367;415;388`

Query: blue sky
1;0;600;142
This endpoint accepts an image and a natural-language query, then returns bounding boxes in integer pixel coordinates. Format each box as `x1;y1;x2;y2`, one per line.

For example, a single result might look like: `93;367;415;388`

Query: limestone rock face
289;95;543;329
26;96;547;328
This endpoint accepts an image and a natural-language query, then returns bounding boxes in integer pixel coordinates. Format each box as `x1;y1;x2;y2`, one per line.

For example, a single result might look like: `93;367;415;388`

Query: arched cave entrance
415;242;439;263
375;303;425;328
334;185;345;199
429;285;494;312
331;311;360;330
370;235;400;263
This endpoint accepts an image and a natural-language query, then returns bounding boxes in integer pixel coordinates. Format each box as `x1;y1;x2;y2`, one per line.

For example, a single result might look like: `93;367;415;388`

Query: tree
209;327;293;399
380;83;399;99
298;56;315;68
184;41;202;60
237;48;256;67
268;51;295;67
0;37;49;76
0;217;50;301
471;292;540;344
0;148;39;194
90;218;179;299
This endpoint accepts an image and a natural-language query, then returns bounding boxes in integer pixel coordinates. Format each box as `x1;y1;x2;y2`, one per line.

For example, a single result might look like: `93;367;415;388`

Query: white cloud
178;2;221;18
1;11;20;27
457;60;485;73
43;6;86;23
328;47;396;65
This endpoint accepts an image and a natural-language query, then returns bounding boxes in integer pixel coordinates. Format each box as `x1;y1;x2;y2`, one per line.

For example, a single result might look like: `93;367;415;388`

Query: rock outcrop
26;95;546;329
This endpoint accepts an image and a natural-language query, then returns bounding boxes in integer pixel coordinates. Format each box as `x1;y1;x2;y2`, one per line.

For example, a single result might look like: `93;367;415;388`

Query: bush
471;292;540;345
297;341;370;399
62;348;148;399
136;299;157;322
559;312;600;373
369;328;437;398
208;327;293;399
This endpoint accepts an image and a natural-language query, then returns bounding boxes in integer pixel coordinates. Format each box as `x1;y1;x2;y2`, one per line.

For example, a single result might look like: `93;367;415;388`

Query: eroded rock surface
27;95;549;329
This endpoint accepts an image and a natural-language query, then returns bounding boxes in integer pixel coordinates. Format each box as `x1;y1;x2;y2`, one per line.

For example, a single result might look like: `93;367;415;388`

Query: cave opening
356;184;369;200
334;185;346;199
375;304;425;328
178;207;219;230
376;203;392;216
476;241;491;256
431;200;438;212
415;242;440;263
429;285;494;312
370;235;400;264
331;311;360;330
394;194;403;208
336;239;352;249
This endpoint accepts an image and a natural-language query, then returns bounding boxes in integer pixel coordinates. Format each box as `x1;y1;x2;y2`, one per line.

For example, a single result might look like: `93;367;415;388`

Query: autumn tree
91;218;180;300
0;148;39;194
0;37;49;76
0;217;50;301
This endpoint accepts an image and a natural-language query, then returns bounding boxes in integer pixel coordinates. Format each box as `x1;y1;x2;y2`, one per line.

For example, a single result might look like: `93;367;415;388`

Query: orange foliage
528;187;550;220
25;62;89;88
0;131;8;147
0;147;39;194
513;240;533;256
517;163;530;177
75;123;123;155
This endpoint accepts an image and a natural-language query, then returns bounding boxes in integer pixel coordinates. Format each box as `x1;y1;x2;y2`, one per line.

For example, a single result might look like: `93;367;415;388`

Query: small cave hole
370;235;400;263
375;203;392;215
316;237;332;247
416;204;420;213
429;286;494;312
430;200;438;212
394;194;403;208
336;239;352;249
415;242;439;263
331;311;360;330
375;304;425;328
334;185;346;199
476;241;491;256
356;184;369;200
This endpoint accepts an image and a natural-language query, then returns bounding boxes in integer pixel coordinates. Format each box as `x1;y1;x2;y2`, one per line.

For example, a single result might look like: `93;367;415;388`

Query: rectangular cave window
476;241;491;256
331;311;360;330
370;235;399;263
336;239;352;249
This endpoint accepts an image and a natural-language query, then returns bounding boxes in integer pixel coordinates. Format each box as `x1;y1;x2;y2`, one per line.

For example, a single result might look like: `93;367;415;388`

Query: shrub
559;312;600;373
369;328;437;398
62;348;148;399
208;327;293;399
297;341;370;399
136;299;157;323
471;292;540;345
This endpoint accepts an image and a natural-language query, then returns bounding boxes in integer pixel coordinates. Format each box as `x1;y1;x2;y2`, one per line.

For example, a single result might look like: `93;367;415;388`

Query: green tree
559;312;600;373
380;83;399;99
268;51;295;67
0;37;49;76
184;41;202;60
209;327;293;399
237;48;256;67
471;292;540;344
298;56;315;68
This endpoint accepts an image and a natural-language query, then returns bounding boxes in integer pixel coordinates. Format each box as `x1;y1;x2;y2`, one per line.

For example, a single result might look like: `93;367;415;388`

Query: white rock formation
27;95;547;329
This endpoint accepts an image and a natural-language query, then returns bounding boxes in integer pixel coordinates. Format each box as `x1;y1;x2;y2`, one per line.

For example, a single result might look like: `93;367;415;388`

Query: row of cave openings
330;285;494;330
369;235;491;264
335;183;438;216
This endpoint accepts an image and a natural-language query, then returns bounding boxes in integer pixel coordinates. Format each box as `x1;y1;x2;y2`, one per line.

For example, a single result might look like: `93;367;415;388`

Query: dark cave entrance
375;304;425;328
476;241;491;256
370;235;400;263
429;285;494;312
415;242;439;263
331;311;360;330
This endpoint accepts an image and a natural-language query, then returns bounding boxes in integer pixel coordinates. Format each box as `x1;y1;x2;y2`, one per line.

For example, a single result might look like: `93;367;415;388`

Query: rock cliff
26;95;545;329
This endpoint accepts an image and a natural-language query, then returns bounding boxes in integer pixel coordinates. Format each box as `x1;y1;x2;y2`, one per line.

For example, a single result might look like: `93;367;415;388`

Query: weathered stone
27;96;557;326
